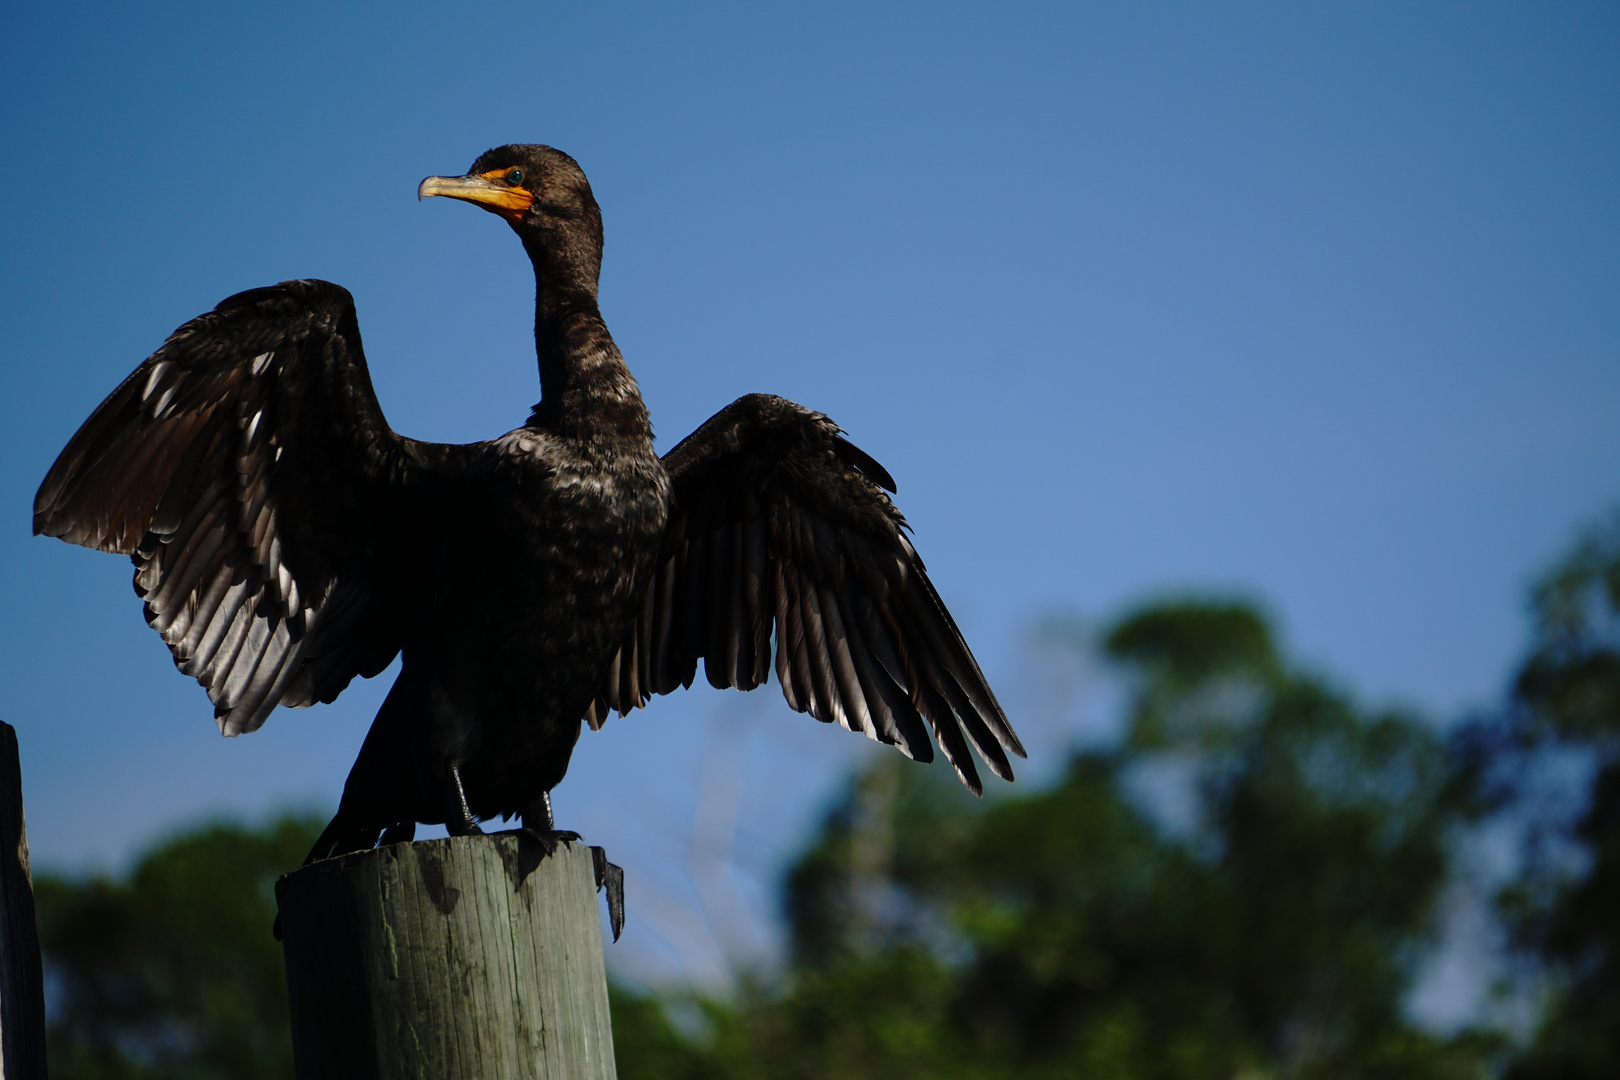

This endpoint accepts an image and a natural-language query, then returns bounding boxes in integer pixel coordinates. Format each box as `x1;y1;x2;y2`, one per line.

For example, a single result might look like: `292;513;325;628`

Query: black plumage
34;144;1024;883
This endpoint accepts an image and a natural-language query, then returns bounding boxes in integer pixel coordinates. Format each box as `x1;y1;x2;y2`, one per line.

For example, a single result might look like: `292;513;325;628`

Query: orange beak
418;171;534;223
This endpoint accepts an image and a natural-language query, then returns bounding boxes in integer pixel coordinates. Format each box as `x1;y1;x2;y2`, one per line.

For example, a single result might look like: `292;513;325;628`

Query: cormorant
33;145;1024;935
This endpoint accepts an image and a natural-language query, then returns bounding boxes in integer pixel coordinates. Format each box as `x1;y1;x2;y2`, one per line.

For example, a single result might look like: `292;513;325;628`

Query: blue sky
2;3;1616;989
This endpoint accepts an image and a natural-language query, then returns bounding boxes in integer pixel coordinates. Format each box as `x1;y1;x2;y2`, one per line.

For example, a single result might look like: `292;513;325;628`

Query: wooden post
0;722;46;1079
276;834;617;1080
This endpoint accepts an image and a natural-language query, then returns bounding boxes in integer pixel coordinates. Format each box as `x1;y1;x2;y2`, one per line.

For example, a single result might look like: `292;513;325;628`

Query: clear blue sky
2;2;1616;988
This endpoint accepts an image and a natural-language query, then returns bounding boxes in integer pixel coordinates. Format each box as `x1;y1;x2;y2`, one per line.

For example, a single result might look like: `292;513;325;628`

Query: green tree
620;601;1493;1079
1475;514;1620;1078
34;814;321;1080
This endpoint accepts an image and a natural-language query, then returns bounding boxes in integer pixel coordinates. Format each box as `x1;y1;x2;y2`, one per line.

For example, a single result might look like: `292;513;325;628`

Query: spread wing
34;279;455;736
591;393;1024;795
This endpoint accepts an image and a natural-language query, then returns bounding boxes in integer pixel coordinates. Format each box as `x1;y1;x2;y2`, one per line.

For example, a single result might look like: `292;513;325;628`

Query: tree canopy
34;814;321;1080
611;601;1493;1079
1461;515;1620;1078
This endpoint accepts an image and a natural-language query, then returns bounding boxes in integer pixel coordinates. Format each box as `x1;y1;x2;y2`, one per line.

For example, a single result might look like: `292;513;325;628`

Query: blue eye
506;169;524;185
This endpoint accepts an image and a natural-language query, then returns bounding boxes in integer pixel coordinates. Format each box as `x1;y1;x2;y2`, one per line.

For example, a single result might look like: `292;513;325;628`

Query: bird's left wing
34;280;453;736
590;393;1024;795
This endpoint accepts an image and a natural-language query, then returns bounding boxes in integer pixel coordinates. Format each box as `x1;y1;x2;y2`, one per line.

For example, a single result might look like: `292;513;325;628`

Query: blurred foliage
1456;514;1620;1079
611;600;1496;1080
33;546;1620;1078
34;814;321;1080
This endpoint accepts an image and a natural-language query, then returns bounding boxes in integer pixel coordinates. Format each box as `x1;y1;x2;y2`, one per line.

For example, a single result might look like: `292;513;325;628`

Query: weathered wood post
276;834;617;1080
0;722;47;1079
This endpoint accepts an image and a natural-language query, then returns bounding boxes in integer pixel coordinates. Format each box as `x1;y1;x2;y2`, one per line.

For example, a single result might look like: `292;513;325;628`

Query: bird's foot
519;789;579;856
446;814;484;838
444;764;483;837
303;812;380;866
591;846;625;942
520;825;583;859
519;789;622;939
379;821;417;846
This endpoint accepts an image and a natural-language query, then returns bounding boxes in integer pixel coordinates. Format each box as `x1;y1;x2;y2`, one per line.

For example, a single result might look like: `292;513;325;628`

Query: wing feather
604;393;1021;794
702;522;734;690
742;517;771;688
650;557;679;695
817;581;872;738
773;558;807;713
35;280;451;736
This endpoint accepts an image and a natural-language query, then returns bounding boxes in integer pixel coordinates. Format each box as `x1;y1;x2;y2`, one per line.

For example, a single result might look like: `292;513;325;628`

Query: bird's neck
527;259;650;442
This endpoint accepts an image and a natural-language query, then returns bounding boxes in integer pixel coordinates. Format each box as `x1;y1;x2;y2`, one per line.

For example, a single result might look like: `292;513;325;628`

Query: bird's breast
466;431;668;604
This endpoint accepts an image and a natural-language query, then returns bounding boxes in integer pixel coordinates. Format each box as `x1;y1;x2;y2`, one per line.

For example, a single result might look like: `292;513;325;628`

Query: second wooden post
277;834;617;1080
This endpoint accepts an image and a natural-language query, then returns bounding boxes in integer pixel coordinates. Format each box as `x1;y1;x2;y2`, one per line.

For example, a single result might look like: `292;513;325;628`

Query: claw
379;821;417;845
590;845;625;942
521;826;582;858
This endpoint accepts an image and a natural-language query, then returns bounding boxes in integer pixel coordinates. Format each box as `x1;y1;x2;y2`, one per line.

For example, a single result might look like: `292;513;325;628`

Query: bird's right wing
592;393;1024;795
35;279;453;736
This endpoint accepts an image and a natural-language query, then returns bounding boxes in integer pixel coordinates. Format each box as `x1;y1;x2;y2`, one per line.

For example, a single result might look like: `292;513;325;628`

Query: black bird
34;145;1024;918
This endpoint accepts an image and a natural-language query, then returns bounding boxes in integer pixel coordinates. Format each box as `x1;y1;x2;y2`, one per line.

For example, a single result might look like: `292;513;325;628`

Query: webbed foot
379;821;417;845
303;813;381;865
446;815;484;837
521;789;624;940
520;825;583;858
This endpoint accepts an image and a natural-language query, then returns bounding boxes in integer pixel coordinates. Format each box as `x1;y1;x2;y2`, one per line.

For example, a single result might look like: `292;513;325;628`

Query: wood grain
277;834;616;1080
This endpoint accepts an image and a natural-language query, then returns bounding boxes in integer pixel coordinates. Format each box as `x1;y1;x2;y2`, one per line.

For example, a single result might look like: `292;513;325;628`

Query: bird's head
420;144;604;292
